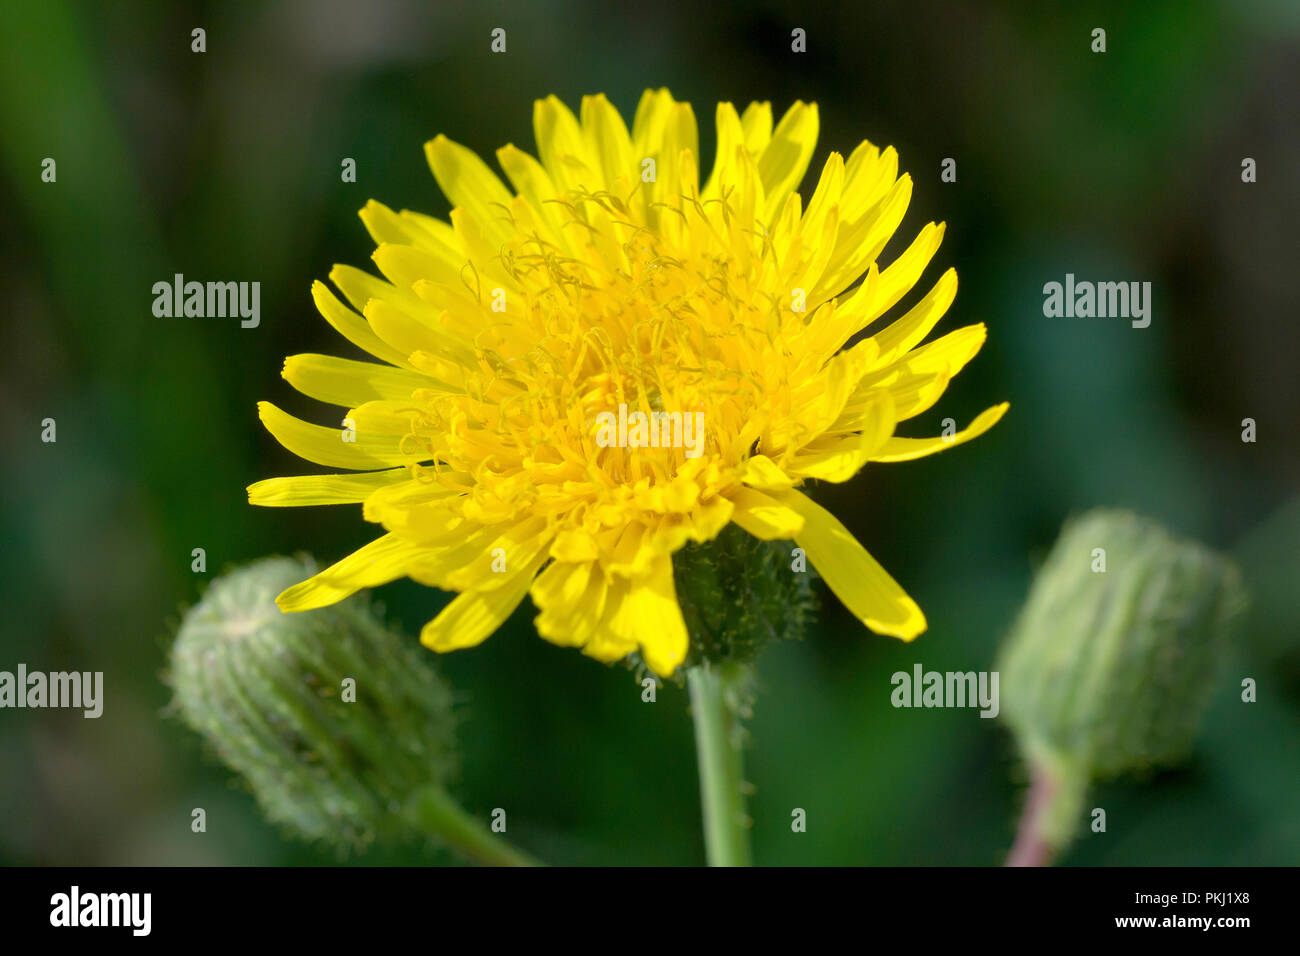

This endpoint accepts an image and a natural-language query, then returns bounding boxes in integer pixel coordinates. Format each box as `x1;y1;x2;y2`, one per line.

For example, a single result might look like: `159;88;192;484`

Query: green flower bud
998;509;1247;858
673;523;818;669
169;556;464;852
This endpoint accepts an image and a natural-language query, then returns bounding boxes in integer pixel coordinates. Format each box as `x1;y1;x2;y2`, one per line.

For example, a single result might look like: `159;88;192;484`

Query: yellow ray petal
873;221;946;319
848;324;987;425
889;323;988;382
311;279;413;370
362;294;473;367
277;533;423;611
789;394;896;482
424;133;515;247
362;479;465;542
869;267;958;366
550;528;601;563
534;560;607;649
398;208;461;249
800;152;845;241
791;335;880;442
631;88;677;160
581;93;634;188
871;402;1009;462
282;353;434;406
419;550;547;653
329;262;421;315
738;100;773;155
874;366;951;422
838;141;898;224
740;454;797;491
688;494;736;542
801;263;879;362
702;101;746;199
757;100;819;223
611;555;689;676
814;176;913;302
495;144;574;252
369;242;443;294
650;102;699;230
534;94;597;193
358;199;462;266
344;399;426;439
730;486;806;539
779;489;926;640
257;401;413;469
531;560;592;631
406;525;504;581
580;576;638;663
441;517;551;591
604;521;654;576
248;468;408;507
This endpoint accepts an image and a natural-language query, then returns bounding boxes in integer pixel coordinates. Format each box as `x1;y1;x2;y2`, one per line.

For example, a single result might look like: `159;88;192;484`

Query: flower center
402;186;799;531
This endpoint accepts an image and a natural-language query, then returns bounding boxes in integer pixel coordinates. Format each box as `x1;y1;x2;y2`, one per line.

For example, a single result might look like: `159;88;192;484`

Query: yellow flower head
250;89;1007;677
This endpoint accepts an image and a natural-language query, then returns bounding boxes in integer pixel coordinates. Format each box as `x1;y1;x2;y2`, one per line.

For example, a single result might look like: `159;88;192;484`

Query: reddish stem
1006;763;1057;867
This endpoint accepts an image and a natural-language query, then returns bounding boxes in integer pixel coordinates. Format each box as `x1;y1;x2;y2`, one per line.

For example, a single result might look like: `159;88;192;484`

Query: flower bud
169;556;458;851
998;509;1247;856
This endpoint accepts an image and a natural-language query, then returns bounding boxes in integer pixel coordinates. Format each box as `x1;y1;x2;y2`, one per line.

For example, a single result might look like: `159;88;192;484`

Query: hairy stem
688;662;753;867
408;786;542;867
1006;763;1059;867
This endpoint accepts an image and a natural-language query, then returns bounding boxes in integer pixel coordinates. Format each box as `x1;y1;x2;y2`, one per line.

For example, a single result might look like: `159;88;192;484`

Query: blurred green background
2;0;1297;865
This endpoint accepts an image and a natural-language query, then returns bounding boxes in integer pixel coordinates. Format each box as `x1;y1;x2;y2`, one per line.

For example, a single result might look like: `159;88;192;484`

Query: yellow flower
250;89;1007;677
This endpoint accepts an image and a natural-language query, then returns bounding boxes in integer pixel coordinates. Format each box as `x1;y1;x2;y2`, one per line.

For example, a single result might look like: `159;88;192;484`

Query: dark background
1;0;1297;865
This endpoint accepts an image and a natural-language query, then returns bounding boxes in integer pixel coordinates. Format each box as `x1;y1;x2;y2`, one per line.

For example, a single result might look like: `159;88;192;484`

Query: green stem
687;662;753;866
407;786;543;867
